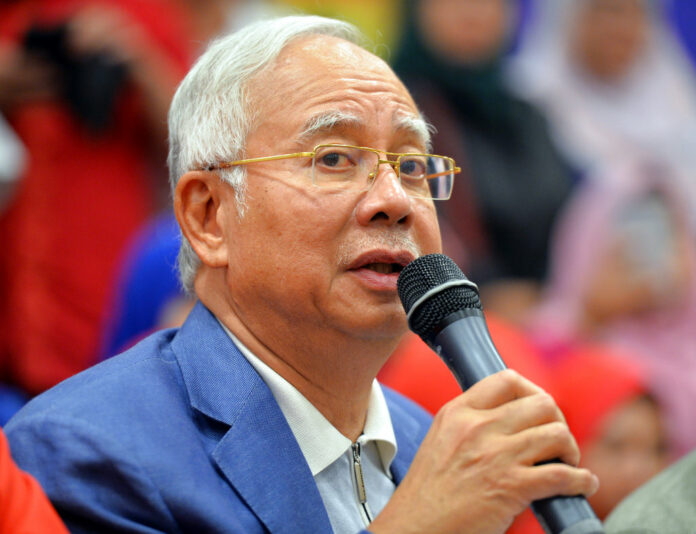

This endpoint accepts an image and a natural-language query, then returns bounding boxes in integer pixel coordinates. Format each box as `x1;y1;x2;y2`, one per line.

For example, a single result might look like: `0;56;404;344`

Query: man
604;448;696;534
6;16;597;533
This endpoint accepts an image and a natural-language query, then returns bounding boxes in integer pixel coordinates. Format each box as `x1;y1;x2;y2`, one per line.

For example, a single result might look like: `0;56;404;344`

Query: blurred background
1;1;695;529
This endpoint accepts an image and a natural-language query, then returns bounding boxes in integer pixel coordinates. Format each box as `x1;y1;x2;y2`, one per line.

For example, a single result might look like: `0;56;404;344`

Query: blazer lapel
213;381;332;533
172;303;332;533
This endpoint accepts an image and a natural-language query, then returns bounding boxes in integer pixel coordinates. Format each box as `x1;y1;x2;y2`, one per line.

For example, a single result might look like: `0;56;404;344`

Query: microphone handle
427;311;605;534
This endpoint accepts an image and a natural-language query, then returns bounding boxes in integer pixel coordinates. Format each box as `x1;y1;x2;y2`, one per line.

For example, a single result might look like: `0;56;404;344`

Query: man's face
216;36;442;347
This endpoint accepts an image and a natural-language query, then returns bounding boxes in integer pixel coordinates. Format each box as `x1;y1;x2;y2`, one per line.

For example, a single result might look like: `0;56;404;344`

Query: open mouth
361;262;405;274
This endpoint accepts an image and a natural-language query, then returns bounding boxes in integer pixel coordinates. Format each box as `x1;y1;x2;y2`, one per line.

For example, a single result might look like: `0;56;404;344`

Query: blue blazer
6;302;432;533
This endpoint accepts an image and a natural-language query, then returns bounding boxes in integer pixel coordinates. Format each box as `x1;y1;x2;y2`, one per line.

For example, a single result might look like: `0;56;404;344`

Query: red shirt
0;0;194;394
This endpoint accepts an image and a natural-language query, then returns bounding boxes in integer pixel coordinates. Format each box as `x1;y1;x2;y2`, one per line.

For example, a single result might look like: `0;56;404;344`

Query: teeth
365;263;394;274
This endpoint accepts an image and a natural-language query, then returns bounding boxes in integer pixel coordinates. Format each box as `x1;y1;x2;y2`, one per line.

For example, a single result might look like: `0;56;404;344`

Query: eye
399;157;427;177
320;152;346;168
315;147;358;172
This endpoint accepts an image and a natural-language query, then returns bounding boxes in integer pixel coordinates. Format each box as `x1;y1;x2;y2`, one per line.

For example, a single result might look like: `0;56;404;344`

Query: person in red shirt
0;0;194;396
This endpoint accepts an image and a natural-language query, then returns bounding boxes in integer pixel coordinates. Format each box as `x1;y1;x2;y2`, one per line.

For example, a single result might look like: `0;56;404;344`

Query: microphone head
397;254;481;339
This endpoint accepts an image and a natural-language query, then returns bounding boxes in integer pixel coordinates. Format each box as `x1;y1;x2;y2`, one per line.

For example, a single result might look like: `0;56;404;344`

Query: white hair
167;15;364;294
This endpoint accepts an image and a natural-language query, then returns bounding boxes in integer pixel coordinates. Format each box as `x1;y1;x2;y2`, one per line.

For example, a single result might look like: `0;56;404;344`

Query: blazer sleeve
6;413;183;534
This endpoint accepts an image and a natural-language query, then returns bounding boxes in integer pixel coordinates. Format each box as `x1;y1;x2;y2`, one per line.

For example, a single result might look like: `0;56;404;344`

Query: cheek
237;188;352;280
415;202;443;254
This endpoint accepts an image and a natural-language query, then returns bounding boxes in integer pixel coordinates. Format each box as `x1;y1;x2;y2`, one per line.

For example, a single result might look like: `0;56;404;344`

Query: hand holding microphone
369;254;602;534
397;253;603;534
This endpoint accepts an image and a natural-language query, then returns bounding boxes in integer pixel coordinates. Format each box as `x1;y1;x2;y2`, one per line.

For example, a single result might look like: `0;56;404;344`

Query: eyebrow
296;110;363;145
296;110;434;151
394;112;434;153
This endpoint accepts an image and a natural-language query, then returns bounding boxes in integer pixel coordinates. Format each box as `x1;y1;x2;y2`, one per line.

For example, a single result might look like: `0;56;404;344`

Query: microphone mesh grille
397;254;481;338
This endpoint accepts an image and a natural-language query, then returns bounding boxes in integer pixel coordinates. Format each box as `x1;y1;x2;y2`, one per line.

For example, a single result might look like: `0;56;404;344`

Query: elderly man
6;15;597;534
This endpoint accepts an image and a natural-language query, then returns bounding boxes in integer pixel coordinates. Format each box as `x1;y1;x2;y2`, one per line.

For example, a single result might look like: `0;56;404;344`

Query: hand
0;44;59;111
65;5;150;66
370;370;599;534
65;5;186;154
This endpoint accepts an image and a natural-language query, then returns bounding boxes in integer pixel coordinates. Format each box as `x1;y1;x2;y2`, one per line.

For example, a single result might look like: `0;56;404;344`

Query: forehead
247;35;426;149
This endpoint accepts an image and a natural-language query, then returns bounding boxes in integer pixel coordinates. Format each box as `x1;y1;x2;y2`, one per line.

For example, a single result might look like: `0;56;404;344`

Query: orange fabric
0;0;193;394
551;344;646;447
378;313;556;414
506;508;544;534
0;430;68;533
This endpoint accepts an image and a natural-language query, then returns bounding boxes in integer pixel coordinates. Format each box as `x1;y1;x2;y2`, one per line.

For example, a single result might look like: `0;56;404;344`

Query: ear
174;171;230;268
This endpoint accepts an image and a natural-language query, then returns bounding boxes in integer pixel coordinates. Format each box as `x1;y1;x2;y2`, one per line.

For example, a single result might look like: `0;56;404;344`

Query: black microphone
397;254;604;534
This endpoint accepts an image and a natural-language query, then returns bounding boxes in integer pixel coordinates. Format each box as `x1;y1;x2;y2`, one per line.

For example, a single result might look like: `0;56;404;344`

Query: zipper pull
351;441;374;524
352;442;368;505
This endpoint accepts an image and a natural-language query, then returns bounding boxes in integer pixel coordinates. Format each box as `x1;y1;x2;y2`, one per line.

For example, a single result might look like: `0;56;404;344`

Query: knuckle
534;392;558;417
494;369;522;391
436;398;456;420
498;368;520;384
436;400;484;435
447;409;489;442
437;395;472;423
546;421;569;442
545;465;567;486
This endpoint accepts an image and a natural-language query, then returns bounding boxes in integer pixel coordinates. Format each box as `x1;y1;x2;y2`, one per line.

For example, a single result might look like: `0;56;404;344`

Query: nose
355;161;413;226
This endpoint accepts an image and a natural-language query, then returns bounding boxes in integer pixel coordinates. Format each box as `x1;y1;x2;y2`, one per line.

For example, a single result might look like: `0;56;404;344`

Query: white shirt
219;322;398;533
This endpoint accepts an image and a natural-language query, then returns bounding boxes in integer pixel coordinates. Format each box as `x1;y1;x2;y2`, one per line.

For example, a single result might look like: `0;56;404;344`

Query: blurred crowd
1;0;695;530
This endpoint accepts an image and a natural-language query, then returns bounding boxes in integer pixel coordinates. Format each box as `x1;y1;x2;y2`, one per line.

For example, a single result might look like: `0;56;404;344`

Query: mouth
348;250;415;275
361;262;406;275
346;250;415;285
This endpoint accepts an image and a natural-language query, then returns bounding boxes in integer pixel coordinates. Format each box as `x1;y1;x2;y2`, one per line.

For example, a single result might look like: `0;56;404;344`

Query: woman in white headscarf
528;157;696;458
509;0;696;178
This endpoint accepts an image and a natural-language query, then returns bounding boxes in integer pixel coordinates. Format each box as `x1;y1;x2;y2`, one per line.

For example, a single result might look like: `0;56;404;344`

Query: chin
344;310;409;342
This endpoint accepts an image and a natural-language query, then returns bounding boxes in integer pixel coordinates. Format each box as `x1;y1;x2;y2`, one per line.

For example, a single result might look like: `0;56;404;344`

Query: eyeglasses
206;144;460;200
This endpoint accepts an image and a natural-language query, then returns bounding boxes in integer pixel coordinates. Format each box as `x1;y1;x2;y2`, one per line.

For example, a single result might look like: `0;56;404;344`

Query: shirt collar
218;321;397;477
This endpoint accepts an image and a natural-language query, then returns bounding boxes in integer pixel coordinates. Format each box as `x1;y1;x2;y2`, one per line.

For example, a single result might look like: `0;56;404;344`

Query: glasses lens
399;154;454;200
312;145;376;192
312;145;454;200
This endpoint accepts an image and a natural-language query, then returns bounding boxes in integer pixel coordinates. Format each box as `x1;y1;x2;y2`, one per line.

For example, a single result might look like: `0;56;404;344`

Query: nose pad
356;159;412;226
367;160;400;191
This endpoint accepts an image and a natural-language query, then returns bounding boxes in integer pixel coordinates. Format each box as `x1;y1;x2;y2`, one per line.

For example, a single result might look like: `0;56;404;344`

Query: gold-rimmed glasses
205;144;460;200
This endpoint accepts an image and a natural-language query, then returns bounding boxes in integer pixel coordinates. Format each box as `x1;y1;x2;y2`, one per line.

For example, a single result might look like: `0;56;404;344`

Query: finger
518;463;600;503
488;390;566;435
509;421;581;467
459;369;547;410
67;8;124;55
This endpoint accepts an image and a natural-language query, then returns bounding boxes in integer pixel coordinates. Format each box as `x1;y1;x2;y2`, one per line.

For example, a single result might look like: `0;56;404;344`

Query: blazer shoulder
7;328;183;429
381;384;433;432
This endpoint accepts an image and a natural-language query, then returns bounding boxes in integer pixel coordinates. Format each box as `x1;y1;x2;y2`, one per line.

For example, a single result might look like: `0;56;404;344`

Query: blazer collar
171;301;268;424
171;302;332;533
170;303;428;528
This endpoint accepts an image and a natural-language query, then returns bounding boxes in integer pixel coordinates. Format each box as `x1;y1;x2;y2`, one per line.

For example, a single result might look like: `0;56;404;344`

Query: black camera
24;23;127;132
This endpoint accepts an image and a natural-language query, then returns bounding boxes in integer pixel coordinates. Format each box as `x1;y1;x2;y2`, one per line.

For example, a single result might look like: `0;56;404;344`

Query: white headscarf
508;0;696;177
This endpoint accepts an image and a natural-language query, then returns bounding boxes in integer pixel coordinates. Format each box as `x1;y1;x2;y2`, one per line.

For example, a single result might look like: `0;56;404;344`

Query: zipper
351;441;373;525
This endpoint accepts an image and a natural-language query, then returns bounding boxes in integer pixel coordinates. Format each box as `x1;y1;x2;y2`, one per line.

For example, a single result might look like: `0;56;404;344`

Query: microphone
397;254;604;534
